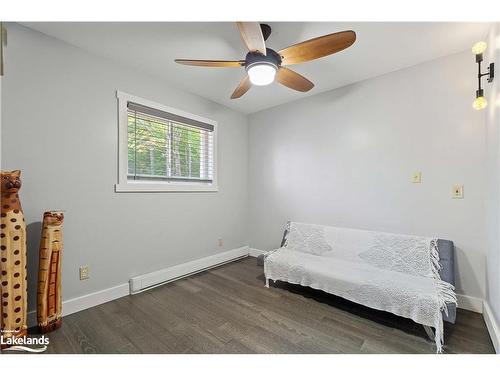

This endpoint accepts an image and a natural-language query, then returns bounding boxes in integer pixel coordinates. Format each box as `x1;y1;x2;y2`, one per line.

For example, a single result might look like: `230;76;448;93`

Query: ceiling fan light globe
247;63;277;86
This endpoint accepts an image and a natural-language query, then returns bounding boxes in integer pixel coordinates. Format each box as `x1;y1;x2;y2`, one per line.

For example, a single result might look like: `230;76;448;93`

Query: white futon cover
264;222;457;353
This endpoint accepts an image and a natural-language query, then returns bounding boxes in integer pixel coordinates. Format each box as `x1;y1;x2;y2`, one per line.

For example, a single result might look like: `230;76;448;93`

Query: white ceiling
22;22;490;114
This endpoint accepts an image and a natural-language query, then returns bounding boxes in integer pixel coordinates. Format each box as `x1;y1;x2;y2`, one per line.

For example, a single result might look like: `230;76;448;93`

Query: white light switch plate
452;184;464;199
412;172;422;183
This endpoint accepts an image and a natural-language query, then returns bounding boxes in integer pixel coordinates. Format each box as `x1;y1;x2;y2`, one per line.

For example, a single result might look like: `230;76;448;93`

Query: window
116;92;217;192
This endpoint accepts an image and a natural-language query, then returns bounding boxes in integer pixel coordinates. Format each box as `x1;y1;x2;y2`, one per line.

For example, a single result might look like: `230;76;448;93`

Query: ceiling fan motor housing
245;48;282;72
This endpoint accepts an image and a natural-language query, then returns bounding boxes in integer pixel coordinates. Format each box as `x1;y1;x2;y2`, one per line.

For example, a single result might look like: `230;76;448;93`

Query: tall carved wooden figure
0;170;28;346
37;211;64;333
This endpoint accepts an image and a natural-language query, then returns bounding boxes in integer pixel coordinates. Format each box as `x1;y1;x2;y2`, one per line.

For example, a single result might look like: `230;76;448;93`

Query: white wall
485;23;500;329
1;24;249;311
249;50;487;299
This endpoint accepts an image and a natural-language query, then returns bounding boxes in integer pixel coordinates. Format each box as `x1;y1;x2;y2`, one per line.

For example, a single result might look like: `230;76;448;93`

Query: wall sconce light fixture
472;41;494;110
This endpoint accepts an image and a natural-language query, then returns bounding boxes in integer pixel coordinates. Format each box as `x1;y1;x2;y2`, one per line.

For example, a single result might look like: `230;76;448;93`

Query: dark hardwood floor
19;257;496;354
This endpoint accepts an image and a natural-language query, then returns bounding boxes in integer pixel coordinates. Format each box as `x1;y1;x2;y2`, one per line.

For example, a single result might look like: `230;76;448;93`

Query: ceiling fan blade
236;22;266;55
175;59;245;67
276;67;314;92
278;30;356;66
230;75;252;99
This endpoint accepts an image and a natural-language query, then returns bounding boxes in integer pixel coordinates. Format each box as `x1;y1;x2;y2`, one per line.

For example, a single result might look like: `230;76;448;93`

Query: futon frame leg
423;325;435;341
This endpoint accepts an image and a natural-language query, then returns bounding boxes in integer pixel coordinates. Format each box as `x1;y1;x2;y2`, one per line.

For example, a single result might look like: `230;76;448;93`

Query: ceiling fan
175;23;356;99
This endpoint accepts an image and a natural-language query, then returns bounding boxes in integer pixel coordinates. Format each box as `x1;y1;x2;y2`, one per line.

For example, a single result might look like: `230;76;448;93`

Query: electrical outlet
79;266;89;280
411;171;422;183
217;238;223;247
452;184;464;199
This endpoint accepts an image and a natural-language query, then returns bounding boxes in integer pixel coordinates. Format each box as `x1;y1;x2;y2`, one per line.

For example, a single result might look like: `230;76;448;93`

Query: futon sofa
262;222;457;352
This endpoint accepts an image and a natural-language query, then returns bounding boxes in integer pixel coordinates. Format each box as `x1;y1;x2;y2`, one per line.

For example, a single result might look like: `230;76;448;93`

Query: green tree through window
128;112;204;180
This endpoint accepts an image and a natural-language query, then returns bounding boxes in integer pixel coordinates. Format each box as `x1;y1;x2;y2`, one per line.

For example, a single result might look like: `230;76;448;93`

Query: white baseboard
457;294;483;313
248;247;266;257
63;283;130;316
27;283;129;328
129;246;249;294
483;301;499;354
27;246;250;327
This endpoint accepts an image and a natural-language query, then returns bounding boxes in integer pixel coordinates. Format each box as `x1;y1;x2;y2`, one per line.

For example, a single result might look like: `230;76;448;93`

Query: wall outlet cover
452;184;464;199
79;266;89;280
411;171;422;183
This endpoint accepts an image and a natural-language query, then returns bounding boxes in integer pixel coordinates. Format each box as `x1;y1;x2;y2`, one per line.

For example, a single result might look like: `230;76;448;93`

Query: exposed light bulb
472;41;487;55
472;96;488;110
247;63;277;86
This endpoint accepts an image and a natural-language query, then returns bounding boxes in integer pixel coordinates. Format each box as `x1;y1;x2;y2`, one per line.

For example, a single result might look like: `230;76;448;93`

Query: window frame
115;91;218;192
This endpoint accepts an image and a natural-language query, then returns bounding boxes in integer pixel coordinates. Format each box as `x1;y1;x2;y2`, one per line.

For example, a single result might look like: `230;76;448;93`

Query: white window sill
115;183;218;193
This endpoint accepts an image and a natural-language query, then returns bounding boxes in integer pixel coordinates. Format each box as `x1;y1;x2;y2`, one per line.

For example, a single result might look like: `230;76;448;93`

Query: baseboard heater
129;246;249;294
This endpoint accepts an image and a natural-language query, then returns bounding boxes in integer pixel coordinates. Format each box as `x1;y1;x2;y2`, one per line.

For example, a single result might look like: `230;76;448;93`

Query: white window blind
127;102;214;183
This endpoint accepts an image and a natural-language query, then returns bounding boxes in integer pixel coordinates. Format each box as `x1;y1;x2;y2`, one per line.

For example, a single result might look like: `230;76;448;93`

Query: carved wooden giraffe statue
0;170;27;348
37;211;64;333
